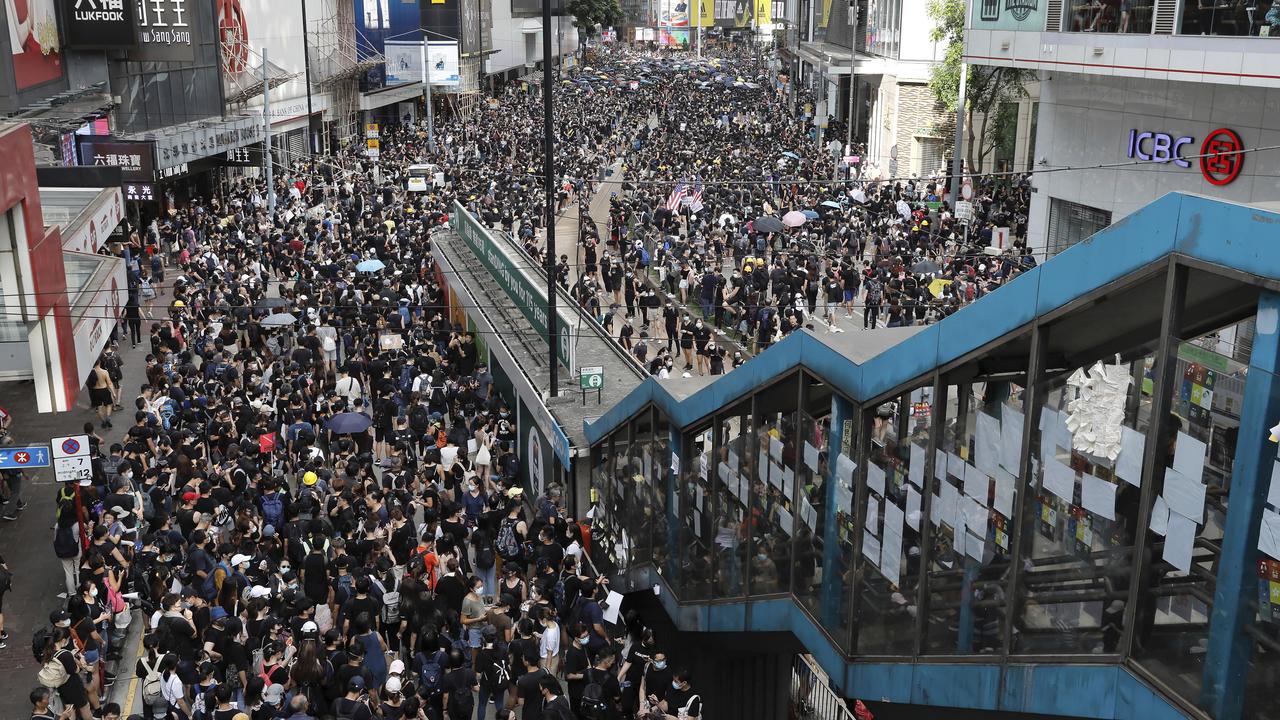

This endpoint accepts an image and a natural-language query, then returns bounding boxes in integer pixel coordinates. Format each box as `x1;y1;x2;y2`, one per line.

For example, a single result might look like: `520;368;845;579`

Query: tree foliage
925;0;1035;170
566;0;622;36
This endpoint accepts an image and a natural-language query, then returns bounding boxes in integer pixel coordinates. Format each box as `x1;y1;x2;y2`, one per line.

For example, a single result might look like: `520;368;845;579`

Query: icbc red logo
1200;128;1243;186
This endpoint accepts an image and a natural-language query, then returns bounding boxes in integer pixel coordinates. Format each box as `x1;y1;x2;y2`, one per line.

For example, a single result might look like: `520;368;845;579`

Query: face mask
122;472;133;481
672;681;681;690
654;660;667;670
89;587;99;598
474;586;484;594
467;483;477;492
579;635;590;644
757;553;768;561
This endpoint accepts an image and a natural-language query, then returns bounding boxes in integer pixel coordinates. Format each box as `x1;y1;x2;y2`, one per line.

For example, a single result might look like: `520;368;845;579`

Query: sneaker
15;501;25;511
0;639;6;649
0;631;8;640
1;514;16;521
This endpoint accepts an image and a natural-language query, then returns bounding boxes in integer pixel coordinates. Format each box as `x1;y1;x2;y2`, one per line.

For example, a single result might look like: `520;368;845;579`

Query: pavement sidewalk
0;284;168;717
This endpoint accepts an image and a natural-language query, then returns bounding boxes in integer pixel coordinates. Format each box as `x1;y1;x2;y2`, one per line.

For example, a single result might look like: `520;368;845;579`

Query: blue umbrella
821;200;842;208
356;259;386;273
782;151;801;160
802;210;820;219
327;412;373;434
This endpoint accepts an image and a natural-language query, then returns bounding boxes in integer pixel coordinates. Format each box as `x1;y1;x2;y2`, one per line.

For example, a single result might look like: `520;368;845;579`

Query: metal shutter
1153;0;1177;33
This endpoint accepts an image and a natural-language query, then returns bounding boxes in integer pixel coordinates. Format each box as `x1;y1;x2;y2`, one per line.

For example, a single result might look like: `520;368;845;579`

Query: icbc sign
1126;127;1244;186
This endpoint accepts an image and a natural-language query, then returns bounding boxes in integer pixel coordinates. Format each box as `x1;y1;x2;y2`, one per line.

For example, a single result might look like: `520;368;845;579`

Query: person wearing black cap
331;676;376;720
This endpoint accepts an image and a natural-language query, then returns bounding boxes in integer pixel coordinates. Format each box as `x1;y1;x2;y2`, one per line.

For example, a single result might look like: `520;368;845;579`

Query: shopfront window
857;386;931;654
823;396;859;652
1016;343;1153;655
1244;356;1280;720
714;400;753;598
1064;0;1152;33
923;378;1019;654
1132;331;1244;709
676;423;715;601
607;431;633;573
751;374;800;596
1179;0;1264;35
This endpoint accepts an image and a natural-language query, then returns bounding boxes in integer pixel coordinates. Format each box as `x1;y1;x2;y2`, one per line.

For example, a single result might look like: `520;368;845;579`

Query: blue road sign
0;446;51;469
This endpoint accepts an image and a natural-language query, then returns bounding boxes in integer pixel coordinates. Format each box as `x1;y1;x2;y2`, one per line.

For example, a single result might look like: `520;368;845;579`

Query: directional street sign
0;446;51;469
580;366;604;390
52;434;91;483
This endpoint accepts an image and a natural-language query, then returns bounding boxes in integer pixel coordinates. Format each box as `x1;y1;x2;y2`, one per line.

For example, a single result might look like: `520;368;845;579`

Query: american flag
666;182;687;212
686;181;705;214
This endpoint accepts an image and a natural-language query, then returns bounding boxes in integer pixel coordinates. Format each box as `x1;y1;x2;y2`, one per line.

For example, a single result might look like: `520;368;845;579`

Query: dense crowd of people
24;37;1035;720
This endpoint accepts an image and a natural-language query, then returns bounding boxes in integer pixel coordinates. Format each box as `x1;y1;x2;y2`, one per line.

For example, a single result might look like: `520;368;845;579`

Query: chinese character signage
77;138;156;184
220;144;261;167
125;183;156;202
130;0;195;62
63;0;138;48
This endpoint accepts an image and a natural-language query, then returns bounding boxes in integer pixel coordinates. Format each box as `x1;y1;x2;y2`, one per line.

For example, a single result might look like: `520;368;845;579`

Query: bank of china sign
64;0;138;48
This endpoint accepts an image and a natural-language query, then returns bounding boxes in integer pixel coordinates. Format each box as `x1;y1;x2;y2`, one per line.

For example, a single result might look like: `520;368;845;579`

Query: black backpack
580;667;609;720
447;671;475;717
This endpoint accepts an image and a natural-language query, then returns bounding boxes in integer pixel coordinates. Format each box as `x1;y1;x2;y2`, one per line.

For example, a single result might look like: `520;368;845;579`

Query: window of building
1047;198;1111;256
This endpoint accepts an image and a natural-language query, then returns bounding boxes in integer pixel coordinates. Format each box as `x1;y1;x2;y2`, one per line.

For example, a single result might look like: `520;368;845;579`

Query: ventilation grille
1153;0;1177;33
1046;0;1063;31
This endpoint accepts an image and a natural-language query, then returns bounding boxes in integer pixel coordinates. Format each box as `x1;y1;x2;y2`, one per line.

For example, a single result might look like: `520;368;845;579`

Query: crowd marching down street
21;40;1033;720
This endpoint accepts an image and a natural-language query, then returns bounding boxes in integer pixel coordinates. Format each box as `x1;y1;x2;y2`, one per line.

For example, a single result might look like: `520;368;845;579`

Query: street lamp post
543;0;559;396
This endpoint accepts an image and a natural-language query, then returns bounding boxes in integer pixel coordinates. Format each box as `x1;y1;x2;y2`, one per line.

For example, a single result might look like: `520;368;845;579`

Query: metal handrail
791;654;856;720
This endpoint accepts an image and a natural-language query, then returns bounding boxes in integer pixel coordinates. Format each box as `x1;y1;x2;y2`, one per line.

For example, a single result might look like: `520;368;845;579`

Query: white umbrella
782;210;808;227
849;188;867;204
718;213;737;227
896;200;912;221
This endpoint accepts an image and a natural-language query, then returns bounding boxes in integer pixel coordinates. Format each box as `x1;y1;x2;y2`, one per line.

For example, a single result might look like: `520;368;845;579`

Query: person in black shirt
441;649;478;720
585;648;624;720
331;676;377;720
514;652;548;718
660;668;701;719
562;625;591;712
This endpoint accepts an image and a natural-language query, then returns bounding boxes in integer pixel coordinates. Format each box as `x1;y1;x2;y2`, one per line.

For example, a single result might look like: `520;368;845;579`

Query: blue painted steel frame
585;193;1280;719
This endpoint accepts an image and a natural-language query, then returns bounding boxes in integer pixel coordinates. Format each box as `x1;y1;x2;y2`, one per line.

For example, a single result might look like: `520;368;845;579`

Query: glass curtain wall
797;373;834;621
714;399;753;598
1017;341;1156;655
923;364;1028;654
653;413;673;586
676;423;716;600
857;385;932;654
751;374;801;595
1132;325;1246;710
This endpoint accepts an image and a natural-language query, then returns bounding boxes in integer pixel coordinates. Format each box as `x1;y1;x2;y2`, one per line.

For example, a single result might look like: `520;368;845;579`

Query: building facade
792;0;953;180
965;1;1280;255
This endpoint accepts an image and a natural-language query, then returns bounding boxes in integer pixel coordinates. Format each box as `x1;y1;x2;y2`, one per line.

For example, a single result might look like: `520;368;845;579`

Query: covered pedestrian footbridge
582;193;1280;720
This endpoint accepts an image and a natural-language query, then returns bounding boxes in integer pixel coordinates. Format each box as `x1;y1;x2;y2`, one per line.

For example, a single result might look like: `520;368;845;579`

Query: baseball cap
263;683;285;704
300;620;318;635
348;675;366;692
181;491;199;503
49;610;71;626
231;554;252;567
385;675;402;694
389;658;405;675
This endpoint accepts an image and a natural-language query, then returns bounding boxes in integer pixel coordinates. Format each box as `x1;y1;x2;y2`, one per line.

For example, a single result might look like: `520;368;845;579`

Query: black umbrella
912;260;942;275
255;297;290;311
754;216;785;234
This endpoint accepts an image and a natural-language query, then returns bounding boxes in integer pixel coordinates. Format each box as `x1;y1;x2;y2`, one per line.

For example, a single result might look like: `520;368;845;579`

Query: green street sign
580;366;604;390
450;201;575;372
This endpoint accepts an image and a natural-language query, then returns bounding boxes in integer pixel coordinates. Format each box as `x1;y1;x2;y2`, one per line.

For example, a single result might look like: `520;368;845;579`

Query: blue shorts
468;627;483;648
83;648;100;665
843;290;855;302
